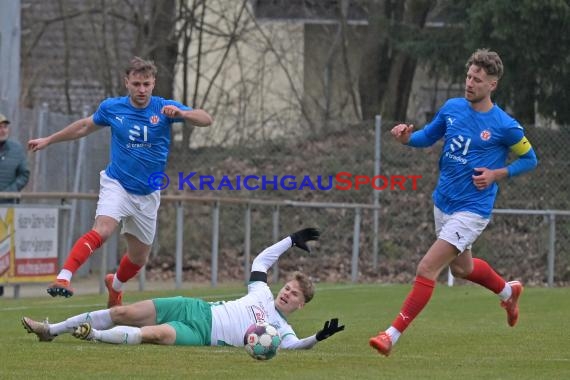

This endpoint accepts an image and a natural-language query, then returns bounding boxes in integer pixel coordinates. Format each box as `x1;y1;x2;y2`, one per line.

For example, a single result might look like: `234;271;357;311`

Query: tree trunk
148;0;178;99
359;0;434;121
382;0;434;121
358;0;390;121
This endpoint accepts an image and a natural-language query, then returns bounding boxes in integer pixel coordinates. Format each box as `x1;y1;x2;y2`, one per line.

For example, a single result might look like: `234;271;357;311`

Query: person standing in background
0;113;31;296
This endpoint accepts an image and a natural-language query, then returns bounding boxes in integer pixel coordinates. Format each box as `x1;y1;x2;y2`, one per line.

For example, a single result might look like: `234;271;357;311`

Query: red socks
116;254;142;283
392;275;435;333
62;230;103;273
389;259;505;335
464;258;506;294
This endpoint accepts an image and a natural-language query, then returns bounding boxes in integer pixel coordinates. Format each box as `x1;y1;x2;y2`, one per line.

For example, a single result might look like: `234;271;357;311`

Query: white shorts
95;171;161;245
433;206;489;253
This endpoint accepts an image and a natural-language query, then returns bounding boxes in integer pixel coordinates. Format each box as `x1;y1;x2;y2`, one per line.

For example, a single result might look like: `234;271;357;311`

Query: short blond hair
466;49;503;79
290;271;315;303
125;56;158;78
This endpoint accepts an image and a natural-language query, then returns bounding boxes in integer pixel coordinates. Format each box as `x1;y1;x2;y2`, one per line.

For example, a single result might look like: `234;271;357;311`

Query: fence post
175;202;184;289
373;115;382;270
32;103;49;193
351;207;361;283
211;201;220;287
244;203;251;284
272;205;280;281
547;213;556;287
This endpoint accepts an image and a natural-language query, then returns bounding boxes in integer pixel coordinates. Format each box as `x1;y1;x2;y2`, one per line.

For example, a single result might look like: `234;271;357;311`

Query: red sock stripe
392;275;435;333
465;258;506;294
62;230;103;273
116;254;142;283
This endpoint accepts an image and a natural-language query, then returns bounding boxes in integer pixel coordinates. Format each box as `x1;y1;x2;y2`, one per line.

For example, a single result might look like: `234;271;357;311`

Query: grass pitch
1;283;569;380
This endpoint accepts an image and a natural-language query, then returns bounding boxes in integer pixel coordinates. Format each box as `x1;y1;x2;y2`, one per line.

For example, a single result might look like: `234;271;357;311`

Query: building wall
176;0;305;147
20;0;141;114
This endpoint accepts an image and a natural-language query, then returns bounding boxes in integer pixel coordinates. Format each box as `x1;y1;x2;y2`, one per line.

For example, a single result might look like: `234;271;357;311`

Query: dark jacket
0;139;30;203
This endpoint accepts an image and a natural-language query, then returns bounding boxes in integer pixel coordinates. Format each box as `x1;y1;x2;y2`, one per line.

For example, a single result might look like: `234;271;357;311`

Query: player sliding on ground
369;49;538;357
27;57;213;308
23;228;345;349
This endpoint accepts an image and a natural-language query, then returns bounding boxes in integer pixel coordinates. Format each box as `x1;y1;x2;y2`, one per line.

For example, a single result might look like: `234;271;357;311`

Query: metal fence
7;104;570;289
4;192;570;295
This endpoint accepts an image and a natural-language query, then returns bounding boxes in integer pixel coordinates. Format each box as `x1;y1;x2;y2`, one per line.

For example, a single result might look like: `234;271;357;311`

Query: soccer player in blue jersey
22;228;345;349
369;49;538;356
27;57;213;307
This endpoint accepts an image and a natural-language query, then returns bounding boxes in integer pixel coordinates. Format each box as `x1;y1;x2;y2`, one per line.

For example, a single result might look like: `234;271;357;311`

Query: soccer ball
243;321;281;360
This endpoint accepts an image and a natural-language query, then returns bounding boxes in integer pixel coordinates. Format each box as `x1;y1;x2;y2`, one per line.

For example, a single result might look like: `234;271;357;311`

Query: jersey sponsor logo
128;125;148;141
450;135;471;154
480;130;491;141
115;116;124;124
446;117;455;126
150;115;159;125
127;125;152;148
446;134;471;164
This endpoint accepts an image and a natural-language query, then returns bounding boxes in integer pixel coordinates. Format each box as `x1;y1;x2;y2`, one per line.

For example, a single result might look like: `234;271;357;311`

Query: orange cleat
105;274;123;308
369;331;392;356
46;279;74;298
501;280;523;327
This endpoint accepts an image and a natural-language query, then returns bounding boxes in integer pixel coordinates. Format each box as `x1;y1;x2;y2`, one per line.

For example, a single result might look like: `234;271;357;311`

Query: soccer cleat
73;322;94;340
369;331;392;356
501;280;523;327
105;273;123;308
21;317;55;342
46;279;74;298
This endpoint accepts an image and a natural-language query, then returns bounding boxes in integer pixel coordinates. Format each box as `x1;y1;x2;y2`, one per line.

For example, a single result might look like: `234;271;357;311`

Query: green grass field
1;284;569;380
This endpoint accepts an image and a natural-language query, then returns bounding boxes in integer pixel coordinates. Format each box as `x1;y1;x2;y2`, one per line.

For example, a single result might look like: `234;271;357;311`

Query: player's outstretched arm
28;116;99;152
391;123;414;144
280;318;346;350
290;228;320;253
183;109;213;127
250;228;320;282
315;318;345;341
161;105;213;127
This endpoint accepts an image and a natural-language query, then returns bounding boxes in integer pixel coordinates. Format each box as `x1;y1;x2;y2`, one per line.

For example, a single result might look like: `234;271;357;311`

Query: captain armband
510;136;532;156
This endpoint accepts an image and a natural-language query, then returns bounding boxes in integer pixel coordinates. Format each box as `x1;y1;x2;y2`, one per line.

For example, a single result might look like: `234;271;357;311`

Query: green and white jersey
210;236;318;349
210;281;295;347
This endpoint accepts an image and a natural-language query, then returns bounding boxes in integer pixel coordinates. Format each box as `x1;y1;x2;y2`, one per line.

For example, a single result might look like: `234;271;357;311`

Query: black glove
315;318;345;341
290;228;320;253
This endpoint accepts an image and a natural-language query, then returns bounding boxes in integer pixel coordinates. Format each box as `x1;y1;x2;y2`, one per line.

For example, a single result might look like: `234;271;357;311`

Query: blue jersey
93;96;190;195
410;98;529;218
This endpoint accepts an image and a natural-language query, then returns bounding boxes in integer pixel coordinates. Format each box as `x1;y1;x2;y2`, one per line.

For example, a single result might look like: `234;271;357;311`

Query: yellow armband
510;136;532;156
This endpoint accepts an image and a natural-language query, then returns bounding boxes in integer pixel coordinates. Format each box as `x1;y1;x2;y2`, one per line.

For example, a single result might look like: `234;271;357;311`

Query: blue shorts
152;297;212;346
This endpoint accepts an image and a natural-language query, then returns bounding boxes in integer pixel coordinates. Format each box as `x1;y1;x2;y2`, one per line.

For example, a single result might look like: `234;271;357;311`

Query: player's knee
416;262;438;279
449;263;471;278
142;327;175;345
109;306;132;323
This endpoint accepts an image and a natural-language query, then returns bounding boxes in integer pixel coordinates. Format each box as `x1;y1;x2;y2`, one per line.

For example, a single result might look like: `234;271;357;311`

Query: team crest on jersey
250;305;267;323
149;115;160;125
480;130;491;141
